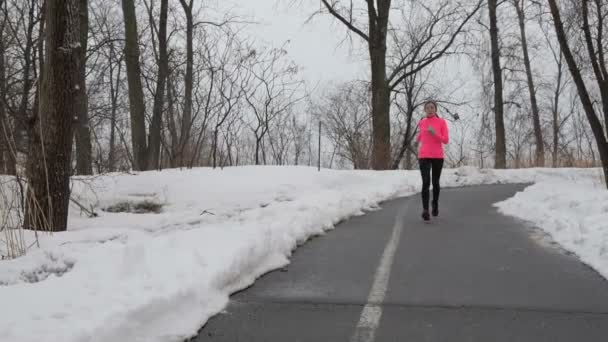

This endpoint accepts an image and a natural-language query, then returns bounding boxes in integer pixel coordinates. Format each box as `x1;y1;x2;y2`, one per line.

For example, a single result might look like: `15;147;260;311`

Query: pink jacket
417;115;449;159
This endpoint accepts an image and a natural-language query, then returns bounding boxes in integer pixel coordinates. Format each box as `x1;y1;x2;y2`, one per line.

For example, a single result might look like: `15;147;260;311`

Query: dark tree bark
367;0;392;170
108;40;121;172
24;0;81;232
581;0;608;131
488;0;507;168
552;54;564;168
121;0;147;171
147;0;169;169
17;0;39;154
75;0;92;175
548;0;608;188
514;0;544;166
178;0;194;167
0;7;8;174
0;1;16;175
321;0;391;169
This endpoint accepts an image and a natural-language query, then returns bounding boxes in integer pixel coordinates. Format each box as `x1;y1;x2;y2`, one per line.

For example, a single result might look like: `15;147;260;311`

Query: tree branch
320;0;369;42
388;0;483;90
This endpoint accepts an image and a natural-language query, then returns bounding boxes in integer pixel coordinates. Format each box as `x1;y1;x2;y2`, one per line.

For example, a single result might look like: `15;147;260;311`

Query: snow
0;166;603;342
495;175;608;281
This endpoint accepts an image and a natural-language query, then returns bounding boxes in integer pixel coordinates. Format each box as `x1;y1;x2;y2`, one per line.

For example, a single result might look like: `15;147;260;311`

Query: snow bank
495;176;608;280
0;166;601;341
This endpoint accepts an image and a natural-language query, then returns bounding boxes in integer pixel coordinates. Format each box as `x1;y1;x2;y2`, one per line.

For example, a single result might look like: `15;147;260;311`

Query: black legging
419;158;444;211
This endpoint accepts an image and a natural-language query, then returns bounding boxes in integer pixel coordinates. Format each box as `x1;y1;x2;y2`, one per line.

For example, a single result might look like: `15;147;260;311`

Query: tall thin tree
121;0;147;171
513;0;544;166
488;0;507;168
0;0;8;174
547;0;608;187
178;0;194;167
24;0;81;231
75;0;92;174
147;0;169;169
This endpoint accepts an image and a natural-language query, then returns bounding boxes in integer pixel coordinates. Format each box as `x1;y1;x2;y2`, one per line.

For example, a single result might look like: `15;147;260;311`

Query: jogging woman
417;101;449;221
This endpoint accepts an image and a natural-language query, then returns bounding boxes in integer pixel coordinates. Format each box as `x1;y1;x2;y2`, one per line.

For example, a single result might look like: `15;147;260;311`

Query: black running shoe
422;210;430;221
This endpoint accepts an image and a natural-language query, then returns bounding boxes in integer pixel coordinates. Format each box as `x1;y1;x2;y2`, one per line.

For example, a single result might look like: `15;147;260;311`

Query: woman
417;101;449;221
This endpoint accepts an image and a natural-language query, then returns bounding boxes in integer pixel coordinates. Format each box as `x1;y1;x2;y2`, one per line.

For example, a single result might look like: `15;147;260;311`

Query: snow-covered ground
496;175;608;280
0;166;603;342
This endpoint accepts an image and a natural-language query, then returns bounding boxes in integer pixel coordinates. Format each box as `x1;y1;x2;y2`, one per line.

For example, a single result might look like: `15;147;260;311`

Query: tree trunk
548;0;608;188
255;136;262;165
146;0;168;170
166;76;179;168
0;19;7;174
178;0;193;167
32;1;45;153
552;56;563;168
552;105;559;168
24;0;80;232
75;0;92;175
213;129;219;168
107;39;120;172
17;1;38;156
368;1;391;170
582;0;608;131
488;0;507;169
514;0;544;167
121;0;147;171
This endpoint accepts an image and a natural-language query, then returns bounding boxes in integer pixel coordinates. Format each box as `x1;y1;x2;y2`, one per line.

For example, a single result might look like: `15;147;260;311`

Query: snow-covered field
0;166;603;342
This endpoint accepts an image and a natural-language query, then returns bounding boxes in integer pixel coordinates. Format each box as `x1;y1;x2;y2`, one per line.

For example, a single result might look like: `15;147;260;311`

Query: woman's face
424;103;436;117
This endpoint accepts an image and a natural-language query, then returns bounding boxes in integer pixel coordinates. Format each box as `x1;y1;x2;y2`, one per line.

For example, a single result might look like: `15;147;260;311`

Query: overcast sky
222;0;368;88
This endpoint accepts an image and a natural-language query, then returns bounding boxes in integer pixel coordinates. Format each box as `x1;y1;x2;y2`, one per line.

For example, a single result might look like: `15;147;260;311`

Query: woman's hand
427;126;436;135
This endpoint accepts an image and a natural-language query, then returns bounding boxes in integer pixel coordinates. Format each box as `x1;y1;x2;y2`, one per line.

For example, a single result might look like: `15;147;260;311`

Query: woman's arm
439;119;449;144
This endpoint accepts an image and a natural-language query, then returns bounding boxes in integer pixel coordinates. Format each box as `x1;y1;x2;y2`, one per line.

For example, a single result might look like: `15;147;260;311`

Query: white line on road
350;200;408;342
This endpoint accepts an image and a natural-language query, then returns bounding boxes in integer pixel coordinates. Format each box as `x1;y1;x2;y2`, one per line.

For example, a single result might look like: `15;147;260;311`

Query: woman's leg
431;158;444;215
419;159;432;212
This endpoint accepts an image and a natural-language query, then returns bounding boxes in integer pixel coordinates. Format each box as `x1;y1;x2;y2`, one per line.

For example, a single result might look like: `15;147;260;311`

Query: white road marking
350;201;408;342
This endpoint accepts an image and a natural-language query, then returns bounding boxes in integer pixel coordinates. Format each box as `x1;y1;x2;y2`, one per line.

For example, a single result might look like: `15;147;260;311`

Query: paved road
191;184;608;342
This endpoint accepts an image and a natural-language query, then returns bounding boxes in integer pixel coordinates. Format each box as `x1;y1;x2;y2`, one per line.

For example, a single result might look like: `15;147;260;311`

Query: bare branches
319;0;369;42
387;0;483;90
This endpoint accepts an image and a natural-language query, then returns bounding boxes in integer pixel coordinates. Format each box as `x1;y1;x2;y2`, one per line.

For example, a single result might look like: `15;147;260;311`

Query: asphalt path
192;184;608;342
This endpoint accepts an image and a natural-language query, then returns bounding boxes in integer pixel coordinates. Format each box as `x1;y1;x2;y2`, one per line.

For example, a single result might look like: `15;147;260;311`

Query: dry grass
0;177;29;259
103;199;164;214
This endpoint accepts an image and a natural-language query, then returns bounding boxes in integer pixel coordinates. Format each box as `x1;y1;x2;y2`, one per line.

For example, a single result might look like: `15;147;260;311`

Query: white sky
223;0;368;88
221;0;481;109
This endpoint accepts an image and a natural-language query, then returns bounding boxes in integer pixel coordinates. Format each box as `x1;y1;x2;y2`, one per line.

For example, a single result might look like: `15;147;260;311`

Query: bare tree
211;37;251;168
2;0;42;168
145;0;168;170
547;0;608;187
24;0;81;231
314;81;372;169
513;0;544;166
488;0;507;168
121;0;148;170
290;113;309;165
0;0;10;174
539;17;572;168
244;47;305;165
75;0;92;175
177;0;194;167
